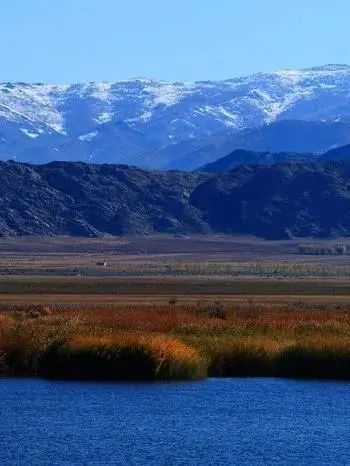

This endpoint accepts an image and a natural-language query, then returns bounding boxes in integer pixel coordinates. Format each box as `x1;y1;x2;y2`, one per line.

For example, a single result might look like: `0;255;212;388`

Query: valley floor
1;234;350;380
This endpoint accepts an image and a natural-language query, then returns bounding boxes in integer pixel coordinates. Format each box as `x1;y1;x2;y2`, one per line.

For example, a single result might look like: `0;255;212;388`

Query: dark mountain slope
0;162;208;236
2;161;350;239
190;162;350;239
197;149;314;173
320;144;350;161
198;142;350;174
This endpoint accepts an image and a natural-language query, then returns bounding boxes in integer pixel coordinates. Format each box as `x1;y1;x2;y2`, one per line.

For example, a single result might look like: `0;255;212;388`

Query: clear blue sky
2;0;350;83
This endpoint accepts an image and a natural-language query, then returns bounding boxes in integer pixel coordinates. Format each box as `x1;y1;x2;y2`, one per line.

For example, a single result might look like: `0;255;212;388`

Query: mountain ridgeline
2;160;350;239
4;65;350;240
198;144;350;173
3;65;350;170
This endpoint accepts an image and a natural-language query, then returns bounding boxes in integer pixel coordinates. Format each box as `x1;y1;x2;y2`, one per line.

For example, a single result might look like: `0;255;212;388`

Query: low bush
40;334;206;381
275;344;350;379
208;342;273;377
197;301;227;320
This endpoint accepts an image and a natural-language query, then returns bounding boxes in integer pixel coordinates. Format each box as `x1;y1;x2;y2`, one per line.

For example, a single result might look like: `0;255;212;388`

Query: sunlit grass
1;302;350;380
40;333;205;381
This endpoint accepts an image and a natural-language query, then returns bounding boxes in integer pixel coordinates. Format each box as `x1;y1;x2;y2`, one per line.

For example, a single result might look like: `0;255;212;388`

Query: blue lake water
1;377;350;465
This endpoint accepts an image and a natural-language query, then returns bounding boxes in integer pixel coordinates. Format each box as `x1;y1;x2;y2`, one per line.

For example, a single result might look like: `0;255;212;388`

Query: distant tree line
298;244;348;255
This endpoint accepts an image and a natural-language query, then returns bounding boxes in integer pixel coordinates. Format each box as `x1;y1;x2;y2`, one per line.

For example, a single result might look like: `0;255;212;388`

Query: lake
1;378;350;465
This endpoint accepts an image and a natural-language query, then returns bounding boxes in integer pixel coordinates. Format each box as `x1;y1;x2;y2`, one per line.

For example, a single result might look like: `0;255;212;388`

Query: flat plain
0;234;350;304
2;234;350;380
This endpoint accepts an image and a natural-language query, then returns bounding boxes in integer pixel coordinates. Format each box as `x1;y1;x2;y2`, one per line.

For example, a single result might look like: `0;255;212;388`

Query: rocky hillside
0;162;208;236
1;160;350;239
191;162;350;239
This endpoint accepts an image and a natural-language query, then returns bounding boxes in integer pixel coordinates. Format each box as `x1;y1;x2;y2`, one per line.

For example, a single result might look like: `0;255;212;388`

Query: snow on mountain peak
1;64;350;165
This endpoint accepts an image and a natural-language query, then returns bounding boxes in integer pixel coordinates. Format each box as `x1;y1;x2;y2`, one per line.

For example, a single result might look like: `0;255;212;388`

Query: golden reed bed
1;301;350;380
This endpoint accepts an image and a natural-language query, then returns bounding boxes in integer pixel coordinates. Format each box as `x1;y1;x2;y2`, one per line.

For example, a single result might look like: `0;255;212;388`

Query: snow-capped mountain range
2;64;350;169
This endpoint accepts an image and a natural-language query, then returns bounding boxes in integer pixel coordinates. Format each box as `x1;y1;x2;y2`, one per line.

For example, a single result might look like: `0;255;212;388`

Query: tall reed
40;333;206;381
1;302;350;380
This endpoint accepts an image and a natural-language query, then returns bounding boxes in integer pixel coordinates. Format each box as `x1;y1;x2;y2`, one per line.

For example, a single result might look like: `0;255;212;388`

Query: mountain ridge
197;141;350;173
1;159;350;239
2;64;350;168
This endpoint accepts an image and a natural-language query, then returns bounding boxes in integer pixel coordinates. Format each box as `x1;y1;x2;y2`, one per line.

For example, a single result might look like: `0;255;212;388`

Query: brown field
1;235;350;380
0;234;350;304
1;234;350;279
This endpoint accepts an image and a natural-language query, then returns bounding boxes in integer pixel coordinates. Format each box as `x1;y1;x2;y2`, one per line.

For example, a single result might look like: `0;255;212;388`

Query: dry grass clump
205;338;280;377
0;307;81;375
40;333;205;381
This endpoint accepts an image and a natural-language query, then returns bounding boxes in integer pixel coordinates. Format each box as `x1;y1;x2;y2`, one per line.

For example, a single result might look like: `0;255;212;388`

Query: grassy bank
1;302;350;380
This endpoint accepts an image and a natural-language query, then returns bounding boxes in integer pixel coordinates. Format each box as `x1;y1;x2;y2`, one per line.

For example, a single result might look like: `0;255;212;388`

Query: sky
1;0;350;83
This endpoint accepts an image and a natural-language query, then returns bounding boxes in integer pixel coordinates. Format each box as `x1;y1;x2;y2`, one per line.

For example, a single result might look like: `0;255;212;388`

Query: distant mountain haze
197;149;314;173
182;120;350;171
2;65;350;169
197;144;350;173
